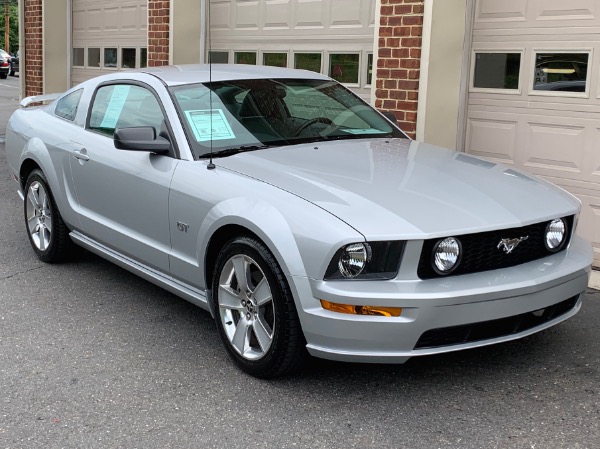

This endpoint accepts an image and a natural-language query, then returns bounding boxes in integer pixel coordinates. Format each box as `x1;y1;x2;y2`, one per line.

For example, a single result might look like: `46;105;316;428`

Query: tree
0;2;18;54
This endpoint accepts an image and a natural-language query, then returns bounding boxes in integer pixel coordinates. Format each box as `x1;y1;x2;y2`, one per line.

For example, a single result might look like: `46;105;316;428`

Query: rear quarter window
55;89;83;122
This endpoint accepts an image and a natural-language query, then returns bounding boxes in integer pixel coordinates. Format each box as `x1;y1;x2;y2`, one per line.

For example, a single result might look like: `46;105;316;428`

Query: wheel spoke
27;186;40;209
252;277;272;307
231;319;250;355
38;225;47;251
218;284;244;310
38;187;47;209
45;214;53;233
253;316;272;353
27;216;39;234
231;255;249;292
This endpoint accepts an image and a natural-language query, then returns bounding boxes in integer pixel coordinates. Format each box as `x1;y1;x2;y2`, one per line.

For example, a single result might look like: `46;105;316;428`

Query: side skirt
70;231;212;316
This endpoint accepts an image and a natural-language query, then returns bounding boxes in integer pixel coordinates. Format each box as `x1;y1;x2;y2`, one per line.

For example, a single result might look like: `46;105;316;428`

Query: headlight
433;237;461;274
545;218;567;251
338;243;371;278
325;241;404;280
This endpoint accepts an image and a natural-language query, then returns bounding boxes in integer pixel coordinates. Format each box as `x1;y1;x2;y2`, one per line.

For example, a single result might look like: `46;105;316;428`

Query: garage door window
235;52;257;65
121;48;136;69
263;53;287;68
73;48;84;67
88;48;100;68
209;51;229;64
104;48;117;68
294;53;321;73
140;48;147;68
329;53;360;84
473;52;521;90
533;53;589;93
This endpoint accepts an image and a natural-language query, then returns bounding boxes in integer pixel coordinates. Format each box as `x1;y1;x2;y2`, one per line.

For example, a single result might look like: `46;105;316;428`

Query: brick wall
375;0;424;138
24;0;43;97
148;0;170;66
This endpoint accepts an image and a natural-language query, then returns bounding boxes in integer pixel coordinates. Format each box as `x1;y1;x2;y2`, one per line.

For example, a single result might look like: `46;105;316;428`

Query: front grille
414;295;579;349
417;216;574;279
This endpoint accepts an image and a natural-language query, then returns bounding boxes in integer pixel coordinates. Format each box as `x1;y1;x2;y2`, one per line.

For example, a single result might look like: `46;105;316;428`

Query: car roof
138;64;331;86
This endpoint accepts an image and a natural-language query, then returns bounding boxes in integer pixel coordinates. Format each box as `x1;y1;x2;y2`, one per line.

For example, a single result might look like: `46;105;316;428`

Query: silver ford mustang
5;65;593;378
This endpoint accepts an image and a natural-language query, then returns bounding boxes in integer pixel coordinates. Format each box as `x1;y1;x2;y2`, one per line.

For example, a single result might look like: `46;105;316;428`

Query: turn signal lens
320;300;402;317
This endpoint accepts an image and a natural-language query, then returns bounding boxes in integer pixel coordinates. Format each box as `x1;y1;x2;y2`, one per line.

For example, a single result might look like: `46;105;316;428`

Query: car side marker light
320;300;402;317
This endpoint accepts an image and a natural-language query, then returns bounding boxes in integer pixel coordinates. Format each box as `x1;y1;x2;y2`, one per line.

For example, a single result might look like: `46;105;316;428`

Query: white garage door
465;0;600;267
209;0;376;101
71;0;148;86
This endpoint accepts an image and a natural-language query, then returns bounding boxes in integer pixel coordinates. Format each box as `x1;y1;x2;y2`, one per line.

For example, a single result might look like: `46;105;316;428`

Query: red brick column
24;0;43;97
375;0;424;138
148;0;170;66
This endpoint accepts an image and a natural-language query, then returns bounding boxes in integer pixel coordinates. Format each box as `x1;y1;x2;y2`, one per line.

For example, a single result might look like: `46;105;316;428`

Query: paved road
0;77;599;449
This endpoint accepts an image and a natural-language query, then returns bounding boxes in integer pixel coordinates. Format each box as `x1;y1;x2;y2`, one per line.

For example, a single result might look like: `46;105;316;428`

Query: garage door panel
535;0;596;21
330;0;362;28
524;123;585;173
466;117;518;164
235;1;260;30
264;0;292;29
296;0;326;28
575;194;600;262
476;0;527;23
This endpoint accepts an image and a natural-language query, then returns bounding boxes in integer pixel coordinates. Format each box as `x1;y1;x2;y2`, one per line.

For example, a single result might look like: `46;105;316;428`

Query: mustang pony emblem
497;236;529;254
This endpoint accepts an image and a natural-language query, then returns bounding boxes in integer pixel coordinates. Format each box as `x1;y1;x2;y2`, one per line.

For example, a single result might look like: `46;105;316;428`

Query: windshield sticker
184;109;236;142
99;85;131;129
342;128;389;135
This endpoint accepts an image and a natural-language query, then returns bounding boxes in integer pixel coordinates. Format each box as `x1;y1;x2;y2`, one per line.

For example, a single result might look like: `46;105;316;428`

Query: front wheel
212;236;306;378
24;170;78;263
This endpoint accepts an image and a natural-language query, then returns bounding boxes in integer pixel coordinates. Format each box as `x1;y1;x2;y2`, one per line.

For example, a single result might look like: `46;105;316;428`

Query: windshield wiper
198;144;272;159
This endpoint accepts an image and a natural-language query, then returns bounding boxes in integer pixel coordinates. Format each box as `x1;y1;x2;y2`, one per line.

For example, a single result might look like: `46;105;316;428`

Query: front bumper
290;235;592;363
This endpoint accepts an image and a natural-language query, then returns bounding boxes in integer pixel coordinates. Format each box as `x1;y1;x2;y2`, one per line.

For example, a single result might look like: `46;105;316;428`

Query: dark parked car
10;51;18;76
0;49;11;79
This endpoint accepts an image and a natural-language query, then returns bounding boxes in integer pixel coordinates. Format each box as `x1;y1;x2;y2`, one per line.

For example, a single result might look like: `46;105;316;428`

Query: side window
88;84;165;137
55;89;83;122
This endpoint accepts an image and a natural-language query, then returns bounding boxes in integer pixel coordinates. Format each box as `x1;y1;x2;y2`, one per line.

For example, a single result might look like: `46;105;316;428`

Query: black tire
0;72;7;79
212;236;306;378
24;169;78;263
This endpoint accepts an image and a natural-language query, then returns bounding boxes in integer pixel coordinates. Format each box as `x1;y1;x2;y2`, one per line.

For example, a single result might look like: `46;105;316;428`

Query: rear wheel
24;170;77;263
212;236;305;378
0;72;7;79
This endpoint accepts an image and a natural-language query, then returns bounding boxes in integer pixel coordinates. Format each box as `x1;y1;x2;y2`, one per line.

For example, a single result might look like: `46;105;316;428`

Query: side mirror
114;126;171;153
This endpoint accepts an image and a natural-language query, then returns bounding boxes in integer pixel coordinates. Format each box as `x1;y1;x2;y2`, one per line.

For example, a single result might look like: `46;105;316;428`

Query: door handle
73;148;90;162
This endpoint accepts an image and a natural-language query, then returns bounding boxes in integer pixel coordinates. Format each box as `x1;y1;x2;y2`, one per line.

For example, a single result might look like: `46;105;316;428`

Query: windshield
170;78;406;159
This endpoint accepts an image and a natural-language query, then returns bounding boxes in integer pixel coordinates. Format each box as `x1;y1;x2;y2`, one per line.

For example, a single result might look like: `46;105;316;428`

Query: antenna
206;0;216;170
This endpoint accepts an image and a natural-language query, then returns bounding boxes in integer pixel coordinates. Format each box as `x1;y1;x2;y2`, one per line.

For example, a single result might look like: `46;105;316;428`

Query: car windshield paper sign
184;109;235;142
100;85;131;129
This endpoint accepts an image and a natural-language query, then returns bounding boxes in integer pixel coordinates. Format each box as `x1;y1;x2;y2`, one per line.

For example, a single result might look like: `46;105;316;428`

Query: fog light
545;218;566;251
433;237;462;274
320;300;402;317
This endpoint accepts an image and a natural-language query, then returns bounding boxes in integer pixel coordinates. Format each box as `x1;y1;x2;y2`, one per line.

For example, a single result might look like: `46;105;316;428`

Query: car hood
215;139;580;239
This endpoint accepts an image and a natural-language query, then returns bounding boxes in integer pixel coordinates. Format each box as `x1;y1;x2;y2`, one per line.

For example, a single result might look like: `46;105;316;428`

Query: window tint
533;53;588;92
295;53;321;73
329;54;360;84
55;89;83;122
473;53;521;89
89;84;165;137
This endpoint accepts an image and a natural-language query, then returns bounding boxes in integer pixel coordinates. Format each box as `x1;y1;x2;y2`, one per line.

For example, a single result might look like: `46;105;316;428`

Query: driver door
69;82;178;273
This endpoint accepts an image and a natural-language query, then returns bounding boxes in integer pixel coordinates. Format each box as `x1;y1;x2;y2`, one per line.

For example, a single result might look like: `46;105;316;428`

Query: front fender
198;197;307;280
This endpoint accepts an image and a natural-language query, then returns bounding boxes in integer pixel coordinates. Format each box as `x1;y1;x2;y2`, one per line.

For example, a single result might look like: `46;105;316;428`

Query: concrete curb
590;269;600;290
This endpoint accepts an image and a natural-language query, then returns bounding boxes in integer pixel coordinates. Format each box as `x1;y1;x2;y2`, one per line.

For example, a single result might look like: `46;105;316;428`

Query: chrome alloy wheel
26;181;53;251
218;254;275;361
